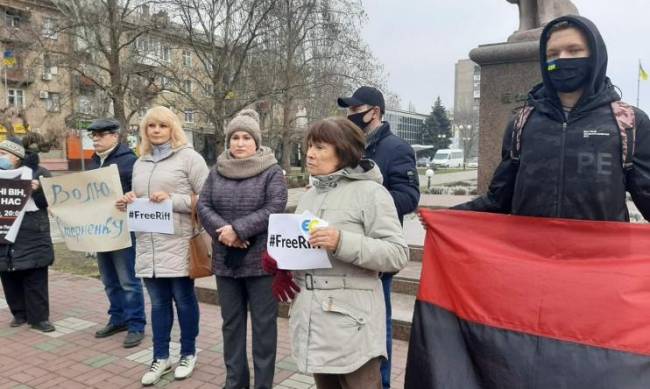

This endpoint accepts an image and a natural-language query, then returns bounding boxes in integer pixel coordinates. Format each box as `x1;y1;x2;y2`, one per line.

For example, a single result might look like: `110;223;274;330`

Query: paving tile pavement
0;271;409;389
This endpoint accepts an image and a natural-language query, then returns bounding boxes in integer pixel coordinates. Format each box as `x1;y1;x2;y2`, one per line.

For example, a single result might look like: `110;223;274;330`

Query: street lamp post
425;168;435;190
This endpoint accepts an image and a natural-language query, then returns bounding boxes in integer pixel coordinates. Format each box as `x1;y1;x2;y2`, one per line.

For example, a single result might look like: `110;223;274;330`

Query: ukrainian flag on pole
640;62;649;81
3;50;15;67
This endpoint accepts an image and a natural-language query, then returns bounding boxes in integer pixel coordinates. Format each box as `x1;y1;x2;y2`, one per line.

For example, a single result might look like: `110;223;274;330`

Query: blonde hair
138;106;188;155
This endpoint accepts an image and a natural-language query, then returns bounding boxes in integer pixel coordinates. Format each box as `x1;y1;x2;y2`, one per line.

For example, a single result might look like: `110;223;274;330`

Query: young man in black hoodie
88;118;146;348
456;15;650;222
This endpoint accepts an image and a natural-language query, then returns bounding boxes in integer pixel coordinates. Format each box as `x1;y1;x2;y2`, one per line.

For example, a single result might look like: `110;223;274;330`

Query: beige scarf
217;146;278;179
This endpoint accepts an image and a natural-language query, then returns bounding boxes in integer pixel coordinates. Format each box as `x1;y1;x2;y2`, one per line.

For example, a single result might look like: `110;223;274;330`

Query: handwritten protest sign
0;178;32;244
0;167;36;243
127;198;174;234
41;165;130;252
267;213;331;270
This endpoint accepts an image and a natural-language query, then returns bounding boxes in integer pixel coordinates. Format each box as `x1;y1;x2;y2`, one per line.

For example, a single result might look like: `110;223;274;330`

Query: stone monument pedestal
470;40;541;194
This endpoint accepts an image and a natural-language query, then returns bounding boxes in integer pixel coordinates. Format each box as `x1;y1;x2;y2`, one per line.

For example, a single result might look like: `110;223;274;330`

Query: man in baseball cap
338;87;420;389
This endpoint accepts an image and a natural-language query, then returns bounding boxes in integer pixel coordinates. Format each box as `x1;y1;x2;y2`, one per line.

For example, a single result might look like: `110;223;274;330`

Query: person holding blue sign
197;109;288;389
0;136;55;333
116;106;209;386
87;118;146;349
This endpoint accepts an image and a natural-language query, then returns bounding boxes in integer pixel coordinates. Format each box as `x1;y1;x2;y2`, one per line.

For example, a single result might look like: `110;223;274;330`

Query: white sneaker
141;359;172;386
174;354;197;380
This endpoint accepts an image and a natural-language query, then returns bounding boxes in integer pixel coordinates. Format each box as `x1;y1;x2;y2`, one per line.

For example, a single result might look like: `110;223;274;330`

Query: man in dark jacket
88;118;146;348
455;15;650;221
338;86;420;388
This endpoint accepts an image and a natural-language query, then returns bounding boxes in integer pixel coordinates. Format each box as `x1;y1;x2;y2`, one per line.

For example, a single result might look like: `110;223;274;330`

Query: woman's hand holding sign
309;227;340;252
116;191;137;212
149;191;170;203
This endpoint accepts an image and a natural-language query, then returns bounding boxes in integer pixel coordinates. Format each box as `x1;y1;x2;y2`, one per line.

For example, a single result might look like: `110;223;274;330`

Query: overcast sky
361;0;650;114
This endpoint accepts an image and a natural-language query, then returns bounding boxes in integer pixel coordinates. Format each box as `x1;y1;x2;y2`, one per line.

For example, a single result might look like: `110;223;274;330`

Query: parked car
466;157;478;169
417;157;431;167
432;149;464;168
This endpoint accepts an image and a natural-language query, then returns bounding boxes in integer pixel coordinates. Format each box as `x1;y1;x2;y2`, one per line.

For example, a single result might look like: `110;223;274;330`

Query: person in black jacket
87;118;146;348
0;137;55;332
455;15;650;221
338;86;420;389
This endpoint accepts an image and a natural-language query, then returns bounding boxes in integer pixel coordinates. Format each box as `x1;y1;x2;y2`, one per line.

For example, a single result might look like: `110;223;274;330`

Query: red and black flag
405;210;650;388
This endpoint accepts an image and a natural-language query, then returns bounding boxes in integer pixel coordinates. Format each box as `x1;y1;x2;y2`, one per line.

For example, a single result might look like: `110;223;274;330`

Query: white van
432;148;464;168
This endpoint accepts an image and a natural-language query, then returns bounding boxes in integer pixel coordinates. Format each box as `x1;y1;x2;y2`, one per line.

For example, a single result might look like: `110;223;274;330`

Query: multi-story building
0;0;71;169
453;59;480;158
384;108;427;145
0;0;220;169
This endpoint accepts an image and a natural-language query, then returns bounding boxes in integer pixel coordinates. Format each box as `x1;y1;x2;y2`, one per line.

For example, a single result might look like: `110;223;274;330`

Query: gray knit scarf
217;146;278;179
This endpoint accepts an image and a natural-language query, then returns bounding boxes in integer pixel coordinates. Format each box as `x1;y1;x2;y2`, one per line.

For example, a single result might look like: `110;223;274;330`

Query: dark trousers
380;273;393;388
217;275;277;389
313;357;382;389
97;246;146;332
0;267;49;324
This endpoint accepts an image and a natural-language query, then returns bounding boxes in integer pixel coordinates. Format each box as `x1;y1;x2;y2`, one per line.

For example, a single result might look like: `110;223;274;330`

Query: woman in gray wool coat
197;109;288;389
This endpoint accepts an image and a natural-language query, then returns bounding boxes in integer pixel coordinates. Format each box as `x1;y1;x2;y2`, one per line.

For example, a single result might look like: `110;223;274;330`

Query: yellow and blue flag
3;50;15;66
640;63;649;81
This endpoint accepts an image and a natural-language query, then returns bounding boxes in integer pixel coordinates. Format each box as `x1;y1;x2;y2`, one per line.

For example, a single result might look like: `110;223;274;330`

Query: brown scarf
216;146;278;179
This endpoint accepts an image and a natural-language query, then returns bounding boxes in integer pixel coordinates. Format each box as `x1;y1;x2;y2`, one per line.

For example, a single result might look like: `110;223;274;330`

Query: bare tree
50;0;164;136
160;0;278;154
264;0;385;169
454;110;479;162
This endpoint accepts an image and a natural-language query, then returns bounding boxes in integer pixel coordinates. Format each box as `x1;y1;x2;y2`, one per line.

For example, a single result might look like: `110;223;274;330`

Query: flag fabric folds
405;210;650;389
640;63;648;81
2;50;15;67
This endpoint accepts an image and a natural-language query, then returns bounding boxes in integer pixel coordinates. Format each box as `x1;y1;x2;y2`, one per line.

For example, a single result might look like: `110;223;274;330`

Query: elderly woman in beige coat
282;117;409;389
117;106;209;386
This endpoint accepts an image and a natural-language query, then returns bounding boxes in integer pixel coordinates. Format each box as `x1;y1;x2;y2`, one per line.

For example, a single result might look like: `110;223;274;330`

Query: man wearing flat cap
88;118;146;348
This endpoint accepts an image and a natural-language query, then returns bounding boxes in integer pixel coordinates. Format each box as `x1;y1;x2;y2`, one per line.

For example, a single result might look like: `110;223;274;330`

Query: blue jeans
380;273;393;389
97;246;146;332
143;277;199;360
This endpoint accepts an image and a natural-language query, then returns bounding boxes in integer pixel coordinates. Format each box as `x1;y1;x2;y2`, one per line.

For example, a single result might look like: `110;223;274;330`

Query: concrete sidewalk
0;271;408;389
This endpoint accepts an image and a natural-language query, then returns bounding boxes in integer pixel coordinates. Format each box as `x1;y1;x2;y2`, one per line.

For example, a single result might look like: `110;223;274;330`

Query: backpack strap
510;104;535;161
611;101;636;171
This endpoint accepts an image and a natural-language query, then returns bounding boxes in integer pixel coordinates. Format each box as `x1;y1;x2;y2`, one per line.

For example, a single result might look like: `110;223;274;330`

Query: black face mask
546;57;592;93
347;108;373;131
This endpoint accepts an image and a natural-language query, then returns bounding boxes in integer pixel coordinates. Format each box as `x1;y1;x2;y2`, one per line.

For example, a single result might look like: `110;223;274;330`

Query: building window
182;50;192;67
183;79;192;94
45;92;60;112
42;17;58;39
138;106;149;118
78;95;92;114
136;36;147;52
162;46;171;62
75;27;90;51
184;109;194;123
8;89;24;108
161;76;172;90
202;83;214;97
5;11;21;28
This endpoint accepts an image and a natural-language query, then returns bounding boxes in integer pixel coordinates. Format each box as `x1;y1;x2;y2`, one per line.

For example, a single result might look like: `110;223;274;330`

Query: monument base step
195;278;415;341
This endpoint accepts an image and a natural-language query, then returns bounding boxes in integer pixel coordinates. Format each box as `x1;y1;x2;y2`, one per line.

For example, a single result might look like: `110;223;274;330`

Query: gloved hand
224;246;246;269
272;270;300;303
261;250;278;275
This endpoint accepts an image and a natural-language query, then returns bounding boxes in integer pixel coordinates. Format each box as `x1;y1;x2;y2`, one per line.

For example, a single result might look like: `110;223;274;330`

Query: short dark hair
305;117;366;170
547;21;589;47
